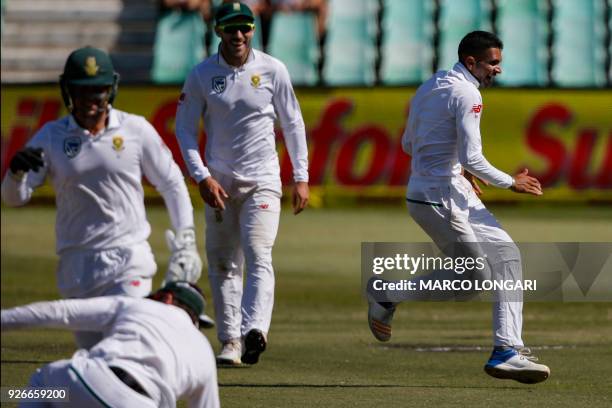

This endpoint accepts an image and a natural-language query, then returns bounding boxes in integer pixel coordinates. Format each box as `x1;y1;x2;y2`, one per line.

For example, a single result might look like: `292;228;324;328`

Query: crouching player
1;281;220;408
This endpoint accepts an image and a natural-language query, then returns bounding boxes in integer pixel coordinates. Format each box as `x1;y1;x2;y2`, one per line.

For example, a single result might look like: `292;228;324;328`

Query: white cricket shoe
367;293;396;342
216;339;242;366
484;347;550;384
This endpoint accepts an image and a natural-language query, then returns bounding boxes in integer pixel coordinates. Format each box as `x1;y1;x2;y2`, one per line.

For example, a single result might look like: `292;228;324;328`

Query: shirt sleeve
175;68;211;183
140;118;194;231
402;108;416;155
453;87;513;189
1;297;120;332
1;130;49;206
272;61;309;183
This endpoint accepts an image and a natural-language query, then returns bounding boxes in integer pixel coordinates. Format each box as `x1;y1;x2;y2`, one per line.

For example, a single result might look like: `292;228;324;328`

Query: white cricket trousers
407;175;524;348
57;241;156;348
20;352;157;408
205;171;281;343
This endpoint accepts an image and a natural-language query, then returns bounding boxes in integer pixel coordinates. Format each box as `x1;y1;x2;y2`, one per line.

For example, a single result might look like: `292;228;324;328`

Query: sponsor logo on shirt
63;136;82;158
212;76;226;94
471;104;483;113
250;74;261;88
112;136;125;152
259;203;269;209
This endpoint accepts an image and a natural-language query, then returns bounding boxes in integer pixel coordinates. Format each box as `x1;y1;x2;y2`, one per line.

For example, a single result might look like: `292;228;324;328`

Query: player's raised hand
511;168;543;196
292;181;309;215
9;147;44;174
198;176;229;210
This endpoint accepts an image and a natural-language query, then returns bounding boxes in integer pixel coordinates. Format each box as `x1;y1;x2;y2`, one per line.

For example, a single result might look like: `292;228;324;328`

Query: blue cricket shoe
484;346;550;384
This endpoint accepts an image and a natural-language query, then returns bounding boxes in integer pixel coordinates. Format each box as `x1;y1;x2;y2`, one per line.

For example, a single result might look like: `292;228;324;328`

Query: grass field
2;204;612;407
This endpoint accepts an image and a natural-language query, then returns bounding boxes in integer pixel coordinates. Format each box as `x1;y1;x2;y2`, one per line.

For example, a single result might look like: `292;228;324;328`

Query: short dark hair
458;31;503;62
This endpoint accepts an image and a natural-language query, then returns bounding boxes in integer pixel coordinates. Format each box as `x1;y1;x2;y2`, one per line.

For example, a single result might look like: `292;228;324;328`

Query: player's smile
230;36;247;51
472;48;502;88
217;18;254;66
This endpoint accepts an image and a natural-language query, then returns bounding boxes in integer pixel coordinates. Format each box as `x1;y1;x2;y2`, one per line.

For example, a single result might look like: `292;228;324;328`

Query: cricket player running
1;47;207;348
1;281;220;408
175;2;309;365
367;31;550;384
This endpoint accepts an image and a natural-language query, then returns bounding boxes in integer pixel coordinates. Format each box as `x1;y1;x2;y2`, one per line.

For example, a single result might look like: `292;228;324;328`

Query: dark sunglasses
218;22;255;34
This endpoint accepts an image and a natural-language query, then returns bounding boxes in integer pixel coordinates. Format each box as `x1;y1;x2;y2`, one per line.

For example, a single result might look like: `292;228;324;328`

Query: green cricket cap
215;2;254;25
161;281;206;317
62;46;116;86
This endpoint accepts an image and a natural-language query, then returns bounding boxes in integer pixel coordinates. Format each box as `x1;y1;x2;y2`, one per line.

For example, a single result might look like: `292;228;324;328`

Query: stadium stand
437;0;492;71
0;0;610;87
322;0;379;85
380;0;435;84
609;4;612;86
1;0;158;83
496;0;549;86
152;9;206;84
267;12;319;85
1;0;6;34
551;0;607;87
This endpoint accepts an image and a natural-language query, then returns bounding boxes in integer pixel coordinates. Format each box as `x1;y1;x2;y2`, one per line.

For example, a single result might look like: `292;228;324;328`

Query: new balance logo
471;104;483;113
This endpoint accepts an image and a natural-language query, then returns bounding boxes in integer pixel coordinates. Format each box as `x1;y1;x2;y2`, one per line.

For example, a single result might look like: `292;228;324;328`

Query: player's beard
480;74;495;88
222;36;252;66
71;98;109;133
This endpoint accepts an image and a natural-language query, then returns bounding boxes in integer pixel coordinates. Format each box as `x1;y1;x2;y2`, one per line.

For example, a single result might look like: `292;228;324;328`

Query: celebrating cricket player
367;31;550;384
1;47;206;348
1;281;220;408
175;2;309;365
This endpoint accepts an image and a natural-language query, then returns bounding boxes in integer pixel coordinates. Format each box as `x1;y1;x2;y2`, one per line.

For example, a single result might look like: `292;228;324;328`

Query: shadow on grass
1;360;52;364
219;383;525;390
373;343;579;352
0;362;527;390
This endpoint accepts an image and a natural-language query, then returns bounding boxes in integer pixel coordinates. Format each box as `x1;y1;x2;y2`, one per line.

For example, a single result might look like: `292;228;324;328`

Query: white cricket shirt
1;109;194;254
175;48;309;183
402;62;513;188
1;297;219;408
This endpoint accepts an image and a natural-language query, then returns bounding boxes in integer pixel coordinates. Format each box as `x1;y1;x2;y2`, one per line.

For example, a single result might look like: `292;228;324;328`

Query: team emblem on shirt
250;74;261;88
212;76;226;94
63;136;82;158
112;136;125;152
84;56;99;77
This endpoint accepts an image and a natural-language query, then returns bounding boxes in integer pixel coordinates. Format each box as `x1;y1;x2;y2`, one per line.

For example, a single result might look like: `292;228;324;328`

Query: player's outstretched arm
510;168;543;196
1;297;119;332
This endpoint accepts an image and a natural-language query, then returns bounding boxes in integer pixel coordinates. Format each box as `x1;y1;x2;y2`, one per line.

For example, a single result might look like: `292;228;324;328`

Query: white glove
163;228;203;285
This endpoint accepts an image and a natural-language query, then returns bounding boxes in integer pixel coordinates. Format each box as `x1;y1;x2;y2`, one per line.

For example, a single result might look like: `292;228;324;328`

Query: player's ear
464;55;477;71
162;292;174;305
215;26;222;38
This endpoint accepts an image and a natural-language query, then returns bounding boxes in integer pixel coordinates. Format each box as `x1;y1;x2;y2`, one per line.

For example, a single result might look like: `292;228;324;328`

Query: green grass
2;205;612;407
